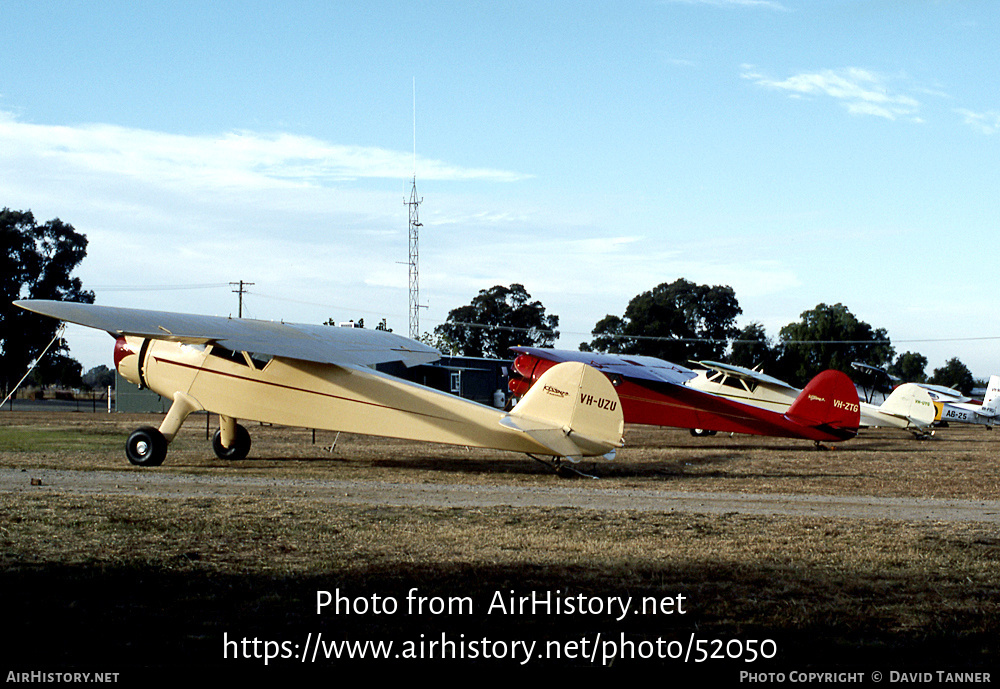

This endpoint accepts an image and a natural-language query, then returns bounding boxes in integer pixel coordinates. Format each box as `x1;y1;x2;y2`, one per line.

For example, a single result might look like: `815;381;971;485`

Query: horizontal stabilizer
501;361;624;461
785;370;861;440
878;383;935;427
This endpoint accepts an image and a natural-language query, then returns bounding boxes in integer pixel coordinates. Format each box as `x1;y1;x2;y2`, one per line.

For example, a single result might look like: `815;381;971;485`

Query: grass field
2;412;998;679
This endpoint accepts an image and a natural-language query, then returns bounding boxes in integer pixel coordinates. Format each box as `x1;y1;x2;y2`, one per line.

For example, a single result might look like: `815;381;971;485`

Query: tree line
0;207;981;396
434;278;979;394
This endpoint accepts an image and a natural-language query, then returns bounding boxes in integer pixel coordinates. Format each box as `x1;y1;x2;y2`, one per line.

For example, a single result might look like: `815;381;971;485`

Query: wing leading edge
510;346;697;386
14;300;440;369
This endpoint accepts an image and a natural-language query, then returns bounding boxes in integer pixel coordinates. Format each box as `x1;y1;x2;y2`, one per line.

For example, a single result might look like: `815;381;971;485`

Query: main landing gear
212;422;251;460
125;426;168;466
123;391;251;466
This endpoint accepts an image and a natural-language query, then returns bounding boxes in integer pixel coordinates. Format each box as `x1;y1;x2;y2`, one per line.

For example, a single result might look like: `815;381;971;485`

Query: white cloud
955;108;1000;135
0;111;529;191
0;110;539;366
742;67;921;121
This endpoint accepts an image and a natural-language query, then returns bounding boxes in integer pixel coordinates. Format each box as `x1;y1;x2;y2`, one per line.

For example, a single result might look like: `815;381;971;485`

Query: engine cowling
508;353;559;397
114;336;142;386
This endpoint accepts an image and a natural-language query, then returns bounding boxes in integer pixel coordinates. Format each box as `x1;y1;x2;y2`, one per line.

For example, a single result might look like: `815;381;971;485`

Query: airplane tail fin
785;370;861;440
878;383;936;427
501;361;624;461
978;375;1000;418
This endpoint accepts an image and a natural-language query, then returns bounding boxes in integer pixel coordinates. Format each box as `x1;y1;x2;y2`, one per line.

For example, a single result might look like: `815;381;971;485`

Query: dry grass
2;411;999;676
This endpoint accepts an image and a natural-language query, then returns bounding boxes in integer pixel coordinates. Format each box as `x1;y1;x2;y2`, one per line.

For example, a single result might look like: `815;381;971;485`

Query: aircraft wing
914;382;970;404
850;361;900;382
510;346;697;386
15;300;440;368
510;347;860;442
690;360;797;391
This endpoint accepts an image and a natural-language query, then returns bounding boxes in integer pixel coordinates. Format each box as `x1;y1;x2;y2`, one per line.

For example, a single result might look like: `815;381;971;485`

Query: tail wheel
212;424;251;460
689;428;717;437
126;427;168;467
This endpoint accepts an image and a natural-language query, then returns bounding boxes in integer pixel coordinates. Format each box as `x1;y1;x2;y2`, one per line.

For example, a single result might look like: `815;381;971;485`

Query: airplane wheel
689;428;717;437
125;427;168;467
212;424;251;460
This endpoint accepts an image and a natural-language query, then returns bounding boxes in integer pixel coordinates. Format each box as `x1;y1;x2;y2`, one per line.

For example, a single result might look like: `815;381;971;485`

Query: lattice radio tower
406;175;422;339
405;79;423;340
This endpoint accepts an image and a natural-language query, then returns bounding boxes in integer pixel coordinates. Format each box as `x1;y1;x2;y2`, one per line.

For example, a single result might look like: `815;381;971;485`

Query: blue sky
2;0;998;379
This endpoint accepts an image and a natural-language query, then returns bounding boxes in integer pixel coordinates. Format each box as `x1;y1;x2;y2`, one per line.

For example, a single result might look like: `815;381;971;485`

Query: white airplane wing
690;360;798;391
914;382;970;404
15;300;440;369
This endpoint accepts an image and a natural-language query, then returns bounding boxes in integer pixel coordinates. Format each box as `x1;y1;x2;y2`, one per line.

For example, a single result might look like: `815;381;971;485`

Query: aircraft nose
508;376;532;397
114;337;142;386
113;337;133;370
512;353;536;378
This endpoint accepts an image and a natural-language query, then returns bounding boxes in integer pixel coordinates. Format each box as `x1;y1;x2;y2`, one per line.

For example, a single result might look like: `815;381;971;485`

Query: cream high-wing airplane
687;360;936;437
16;300;623;467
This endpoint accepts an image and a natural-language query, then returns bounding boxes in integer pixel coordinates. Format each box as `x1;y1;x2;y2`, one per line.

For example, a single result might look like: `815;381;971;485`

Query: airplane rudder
787;370;860;430
510;361;624;447
881;383;935;425
981;375;1000;412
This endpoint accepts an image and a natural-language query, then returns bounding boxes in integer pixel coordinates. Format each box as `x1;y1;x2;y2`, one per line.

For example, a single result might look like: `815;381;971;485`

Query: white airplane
15;300;623;468
923;376;1000;429
687;360;936;437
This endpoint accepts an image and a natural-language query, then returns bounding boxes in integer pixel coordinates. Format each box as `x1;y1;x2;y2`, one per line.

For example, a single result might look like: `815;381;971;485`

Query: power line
88;283;231;292
440;320;1000;345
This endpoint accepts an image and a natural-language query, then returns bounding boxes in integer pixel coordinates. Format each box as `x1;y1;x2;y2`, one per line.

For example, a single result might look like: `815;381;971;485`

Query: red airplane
509;347;861;444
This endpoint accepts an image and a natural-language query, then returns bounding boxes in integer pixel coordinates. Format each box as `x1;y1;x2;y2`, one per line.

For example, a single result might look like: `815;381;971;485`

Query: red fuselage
510;352;859;442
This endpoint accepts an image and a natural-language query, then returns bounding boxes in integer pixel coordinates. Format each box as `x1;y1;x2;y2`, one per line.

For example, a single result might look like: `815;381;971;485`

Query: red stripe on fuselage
151;355;455;422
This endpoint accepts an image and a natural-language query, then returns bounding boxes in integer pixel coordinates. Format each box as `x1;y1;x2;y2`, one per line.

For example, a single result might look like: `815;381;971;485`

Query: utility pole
230;280;254;318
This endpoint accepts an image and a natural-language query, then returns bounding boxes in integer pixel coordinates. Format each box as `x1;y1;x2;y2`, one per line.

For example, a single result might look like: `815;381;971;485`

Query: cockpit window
720;376;757;393
208;346;250;367
206;346;273;370
246;352;273;370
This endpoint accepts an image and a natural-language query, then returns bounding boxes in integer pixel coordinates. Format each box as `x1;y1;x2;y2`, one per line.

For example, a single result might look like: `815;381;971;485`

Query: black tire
125;427;168;467
212;424;251;460
689;428;717;437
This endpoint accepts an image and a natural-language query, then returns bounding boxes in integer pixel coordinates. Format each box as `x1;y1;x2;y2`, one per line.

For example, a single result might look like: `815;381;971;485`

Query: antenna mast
406;79;423;340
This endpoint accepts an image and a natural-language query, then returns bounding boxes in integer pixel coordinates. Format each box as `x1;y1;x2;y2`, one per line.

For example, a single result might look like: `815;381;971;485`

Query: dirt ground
2;411;999;679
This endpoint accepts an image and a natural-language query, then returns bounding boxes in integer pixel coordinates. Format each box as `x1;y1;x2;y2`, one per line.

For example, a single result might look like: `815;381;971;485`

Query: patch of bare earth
1;412;998;678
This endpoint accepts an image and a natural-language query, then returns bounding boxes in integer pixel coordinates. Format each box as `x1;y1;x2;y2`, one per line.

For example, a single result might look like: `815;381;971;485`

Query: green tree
434;284;558;358
82;364;116;390
584;279;741;362
1;209;93;390
581;314;626;354
888;351;928;383
777;303;893;387
729;322;779;369
928;358;975;396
